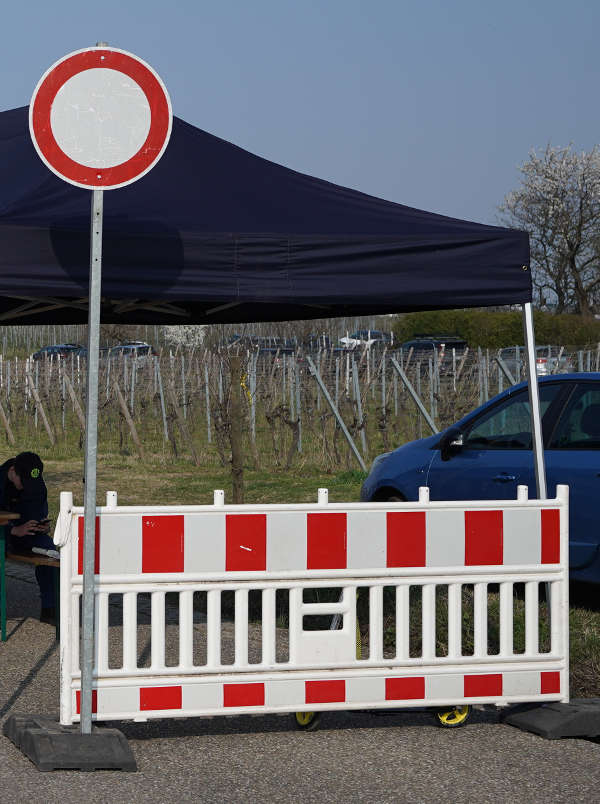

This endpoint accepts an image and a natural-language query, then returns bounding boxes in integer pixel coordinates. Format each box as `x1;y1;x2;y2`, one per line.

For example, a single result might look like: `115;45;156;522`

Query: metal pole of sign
80;188;104;735
522;302;547;499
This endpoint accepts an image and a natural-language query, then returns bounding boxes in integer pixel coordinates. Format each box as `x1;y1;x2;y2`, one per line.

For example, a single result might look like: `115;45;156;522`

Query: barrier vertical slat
179;590;194;670
95;591;109;673
59;493;74;726
123;592;137;671
395;585;409;659
500;582;514;656
473;583;487;657
550;580;562;656
151;592;166;670
447;583;462;658
262;588;276;665
289;587;302;664
72;592;80;674
206;589;221;667
234;588;249;666
558;484;570;703
525;581;539;655
369;585;383;660
422;584;436;659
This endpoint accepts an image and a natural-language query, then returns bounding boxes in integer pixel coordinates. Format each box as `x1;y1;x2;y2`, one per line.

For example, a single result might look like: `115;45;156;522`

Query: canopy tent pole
80;188;103;734
522;302;547;499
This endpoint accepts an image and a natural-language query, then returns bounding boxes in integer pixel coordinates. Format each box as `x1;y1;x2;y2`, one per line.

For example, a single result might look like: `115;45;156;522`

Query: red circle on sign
30;48;171;190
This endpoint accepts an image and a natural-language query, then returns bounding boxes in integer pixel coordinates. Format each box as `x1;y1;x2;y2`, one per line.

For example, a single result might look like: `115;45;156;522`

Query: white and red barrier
53;486;569;725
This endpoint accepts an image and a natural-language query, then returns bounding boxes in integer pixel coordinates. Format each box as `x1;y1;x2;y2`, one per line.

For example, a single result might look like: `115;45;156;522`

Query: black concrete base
502;699;600;740
3;714;137;772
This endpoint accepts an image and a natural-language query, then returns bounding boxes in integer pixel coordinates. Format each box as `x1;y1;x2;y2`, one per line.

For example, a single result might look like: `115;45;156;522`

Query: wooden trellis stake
26;371;55;445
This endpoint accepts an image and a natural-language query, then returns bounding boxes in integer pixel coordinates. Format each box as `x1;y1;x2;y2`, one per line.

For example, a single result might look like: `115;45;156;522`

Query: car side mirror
439;428;464;461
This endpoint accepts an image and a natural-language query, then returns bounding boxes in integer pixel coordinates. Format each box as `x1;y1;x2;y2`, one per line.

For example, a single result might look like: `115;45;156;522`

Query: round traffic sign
29;47;172;190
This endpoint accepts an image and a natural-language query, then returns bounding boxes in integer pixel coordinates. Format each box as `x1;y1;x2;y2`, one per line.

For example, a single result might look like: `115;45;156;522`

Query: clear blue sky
3;0;598;224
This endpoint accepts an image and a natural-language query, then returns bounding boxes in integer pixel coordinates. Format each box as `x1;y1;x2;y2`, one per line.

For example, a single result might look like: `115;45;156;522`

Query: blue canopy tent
0;106;530;324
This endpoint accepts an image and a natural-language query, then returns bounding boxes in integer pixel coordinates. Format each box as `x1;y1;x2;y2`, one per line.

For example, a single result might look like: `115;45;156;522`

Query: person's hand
11;520;40;538
35;519;51;533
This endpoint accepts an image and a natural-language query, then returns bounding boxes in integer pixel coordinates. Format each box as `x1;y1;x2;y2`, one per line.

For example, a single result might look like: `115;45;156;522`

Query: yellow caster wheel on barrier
433;704;471;728
294;711;321;731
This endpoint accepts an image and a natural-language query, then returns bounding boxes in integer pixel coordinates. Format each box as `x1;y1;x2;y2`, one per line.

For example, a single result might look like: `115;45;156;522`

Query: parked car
361;373;600;583
107;342;157;362
399;336;468;366
339;330;393;349
498;346;573;380
32;343;84;360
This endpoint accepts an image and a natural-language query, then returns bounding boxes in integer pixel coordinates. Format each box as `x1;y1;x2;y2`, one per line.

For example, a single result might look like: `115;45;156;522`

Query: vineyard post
204;362;212;444
352;357;368;457
306;355;366;472
229;354;244;504
155;357;169;442
181;353;186;419
295;359;302;453
390;357;438;435
113;381;145;461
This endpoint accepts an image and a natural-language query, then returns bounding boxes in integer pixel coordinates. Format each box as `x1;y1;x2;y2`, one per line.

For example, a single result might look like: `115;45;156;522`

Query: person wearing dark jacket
1;452;55;623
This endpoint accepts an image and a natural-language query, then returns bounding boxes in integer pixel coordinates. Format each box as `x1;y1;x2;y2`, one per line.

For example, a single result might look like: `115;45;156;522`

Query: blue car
361;374;600;583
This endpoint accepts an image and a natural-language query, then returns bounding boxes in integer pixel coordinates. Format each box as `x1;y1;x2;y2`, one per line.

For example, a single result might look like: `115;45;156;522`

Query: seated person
1;452;55;624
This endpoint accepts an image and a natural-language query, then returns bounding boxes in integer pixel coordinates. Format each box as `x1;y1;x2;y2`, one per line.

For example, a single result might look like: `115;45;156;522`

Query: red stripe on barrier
385;676;425;700
386;511;426;567
142;515;184;573
223;683;265;707
77;516;100;575
225;514;267;571
305;679;346;704
464;673;503;697
140;685;182;710
307;513;347;569
541;671;560;694
541;509;560;564
76;690;97;714
465;511;503;565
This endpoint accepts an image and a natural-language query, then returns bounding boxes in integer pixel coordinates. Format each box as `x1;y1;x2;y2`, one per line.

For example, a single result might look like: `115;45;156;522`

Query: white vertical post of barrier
59;491;74;725
557;484;570;700
369;585;383;661
395;585;409;660
262;587;276;666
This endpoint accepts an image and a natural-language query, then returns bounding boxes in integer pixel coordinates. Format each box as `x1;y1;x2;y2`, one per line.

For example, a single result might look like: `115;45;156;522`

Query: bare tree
499;145;600;316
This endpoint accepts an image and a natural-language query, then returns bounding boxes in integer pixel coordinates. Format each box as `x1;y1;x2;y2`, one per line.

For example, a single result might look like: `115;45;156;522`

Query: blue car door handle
493;474;516;482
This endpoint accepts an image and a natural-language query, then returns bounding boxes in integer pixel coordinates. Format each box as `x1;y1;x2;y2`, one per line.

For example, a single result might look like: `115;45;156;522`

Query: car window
463;384;562;450
549;384;600;449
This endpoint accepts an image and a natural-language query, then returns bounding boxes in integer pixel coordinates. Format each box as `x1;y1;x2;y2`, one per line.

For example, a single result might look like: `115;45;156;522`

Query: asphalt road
2;568;599;803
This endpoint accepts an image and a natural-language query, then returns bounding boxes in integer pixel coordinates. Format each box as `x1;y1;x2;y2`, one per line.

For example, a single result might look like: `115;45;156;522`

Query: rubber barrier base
3;714;137;772
503;699;600;740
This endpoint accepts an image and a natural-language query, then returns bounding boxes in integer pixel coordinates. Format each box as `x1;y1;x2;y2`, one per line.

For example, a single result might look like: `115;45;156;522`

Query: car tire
386;494;405;502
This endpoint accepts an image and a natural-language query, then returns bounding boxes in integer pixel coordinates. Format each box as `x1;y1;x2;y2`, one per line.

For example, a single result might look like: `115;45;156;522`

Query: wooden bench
0;518;59;641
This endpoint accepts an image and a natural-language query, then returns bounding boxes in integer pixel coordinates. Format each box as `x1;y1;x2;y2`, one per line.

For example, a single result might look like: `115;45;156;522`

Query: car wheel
294;711;321;731
432;704;471;728
386;494;405;502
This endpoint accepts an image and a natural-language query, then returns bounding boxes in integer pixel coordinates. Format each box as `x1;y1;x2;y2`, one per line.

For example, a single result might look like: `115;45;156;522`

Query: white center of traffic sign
50;68;151;169
30;47;172;190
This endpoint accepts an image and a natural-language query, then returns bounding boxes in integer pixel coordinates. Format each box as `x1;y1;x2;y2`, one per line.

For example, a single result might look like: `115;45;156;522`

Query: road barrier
53;485;569;725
